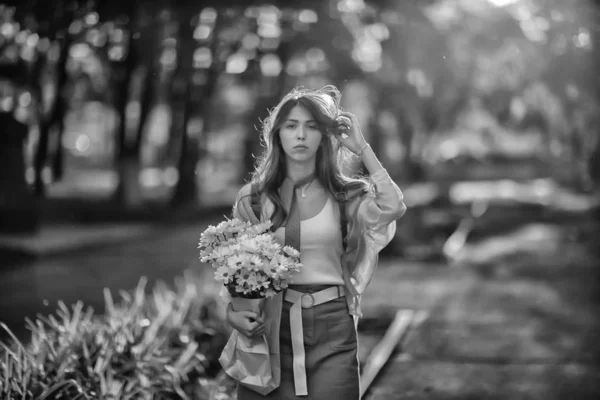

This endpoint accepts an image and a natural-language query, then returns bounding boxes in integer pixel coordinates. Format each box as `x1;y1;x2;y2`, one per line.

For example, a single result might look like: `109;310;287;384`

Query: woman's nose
296;125;306;139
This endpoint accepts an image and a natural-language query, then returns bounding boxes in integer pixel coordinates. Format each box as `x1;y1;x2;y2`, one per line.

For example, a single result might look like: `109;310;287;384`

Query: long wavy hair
251;85;370;228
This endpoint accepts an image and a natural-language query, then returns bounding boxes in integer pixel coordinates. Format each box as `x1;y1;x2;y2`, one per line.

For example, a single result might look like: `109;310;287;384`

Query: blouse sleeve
349;169;406;294
359;168;406;231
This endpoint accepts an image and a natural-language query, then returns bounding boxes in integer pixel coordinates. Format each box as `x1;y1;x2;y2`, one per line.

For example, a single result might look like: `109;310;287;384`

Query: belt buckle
300;293;315;309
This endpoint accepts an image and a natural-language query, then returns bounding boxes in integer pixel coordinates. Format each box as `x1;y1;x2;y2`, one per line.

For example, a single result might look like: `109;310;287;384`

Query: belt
284;285;345;396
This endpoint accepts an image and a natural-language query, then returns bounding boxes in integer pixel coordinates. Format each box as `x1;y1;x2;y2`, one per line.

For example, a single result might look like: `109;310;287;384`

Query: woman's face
278;104;323;164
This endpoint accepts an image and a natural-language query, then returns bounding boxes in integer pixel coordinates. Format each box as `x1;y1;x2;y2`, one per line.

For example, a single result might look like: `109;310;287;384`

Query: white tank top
273;197;344;285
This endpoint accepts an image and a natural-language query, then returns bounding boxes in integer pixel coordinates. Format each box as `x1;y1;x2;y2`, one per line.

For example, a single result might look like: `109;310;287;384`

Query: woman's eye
308;125;318;130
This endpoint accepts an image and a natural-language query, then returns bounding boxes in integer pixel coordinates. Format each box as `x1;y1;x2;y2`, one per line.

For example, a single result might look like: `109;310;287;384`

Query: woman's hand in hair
332;111;369;155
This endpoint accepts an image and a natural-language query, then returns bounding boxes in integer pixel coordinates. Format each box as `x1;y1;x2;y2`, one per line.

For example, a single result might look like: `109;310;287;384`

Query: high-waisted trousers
237;285;360;399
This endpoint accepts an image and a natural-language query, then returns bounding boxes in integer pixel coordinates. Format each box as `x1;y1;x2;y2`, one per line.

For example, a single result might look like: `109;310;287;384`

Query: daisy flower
214;266;233;283
227;254;246;271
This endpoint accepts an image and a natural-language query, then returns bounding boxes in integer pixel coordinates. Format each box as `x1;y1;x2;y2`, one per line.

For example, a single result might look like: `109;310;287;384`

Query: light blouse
273;197;345;286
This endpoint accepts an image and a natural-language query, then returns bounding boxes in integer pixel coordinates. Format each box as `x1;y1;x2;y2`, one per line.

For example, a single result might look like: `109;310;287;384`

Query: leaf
104;290;119;328
39;379;83;400
134;277;148;308
3;350;12;396
174;342;199;372
0;323;34;365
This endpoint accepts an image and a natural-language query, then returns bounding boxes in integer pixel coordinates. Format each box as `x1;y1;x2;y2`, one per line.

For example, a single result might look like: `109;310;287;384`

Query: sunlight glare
487;0;520;7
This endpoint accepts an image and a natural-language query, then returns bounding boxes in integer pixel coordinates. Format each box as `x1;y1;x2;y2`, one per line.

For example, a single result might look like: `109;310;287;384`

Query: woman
226;85;406;399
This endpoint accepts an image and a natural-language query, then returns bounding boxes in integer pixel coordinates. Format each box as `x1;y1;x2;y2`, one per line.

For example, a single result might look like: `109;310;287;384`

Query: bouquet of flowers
198;217;302;299
198;217;302;395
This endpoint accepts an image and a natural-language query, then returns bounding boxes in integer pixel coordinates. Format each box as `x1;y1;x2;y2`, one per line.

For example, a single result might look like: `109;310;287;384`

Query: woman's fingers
340;111;357;122
338;115;352;123
332;116;351;140
336;115;352;130
254;326;265;338
240;320;265;338
229;310;265;337
253;327;265;338
249;320;265;331
228;309;264;338
238;310;260;321
242;313;264;332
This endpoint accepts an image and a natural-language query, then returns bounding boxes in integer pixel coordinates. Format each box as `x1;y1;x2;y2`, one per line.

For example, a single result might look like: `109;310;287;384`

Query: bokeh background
1;0;598;221
0;0;599;399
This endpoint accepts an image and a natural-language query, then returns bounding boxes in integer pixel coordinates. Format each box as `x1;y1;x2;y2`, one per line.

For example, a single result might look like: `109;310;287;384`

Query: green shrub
0;273;236;400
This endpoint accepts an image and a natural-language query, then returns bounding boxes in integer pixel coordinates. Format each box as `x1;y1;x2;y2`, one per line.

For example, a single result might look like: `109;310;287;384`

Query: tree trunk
0;113;38;233
171;10;223;206
109;0;137;205
170;7;198;207
112;70;154;206
33;1;73;197
588;135;600;188
111;53;138;205
112;9;158;206
590;2;600;190
169;82;198;207
33;58;69;197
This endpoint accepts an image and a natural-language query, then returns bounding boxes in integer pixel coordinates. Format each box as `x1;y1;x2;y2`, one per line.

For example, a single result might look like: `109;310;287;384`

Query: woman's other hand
227;303;265;338
332;111;368;155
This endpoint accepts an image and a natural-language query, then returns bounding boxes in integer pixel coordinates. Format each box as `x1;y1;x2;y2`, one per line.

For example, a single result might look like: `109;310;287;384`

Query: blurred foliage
0;274;233;400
